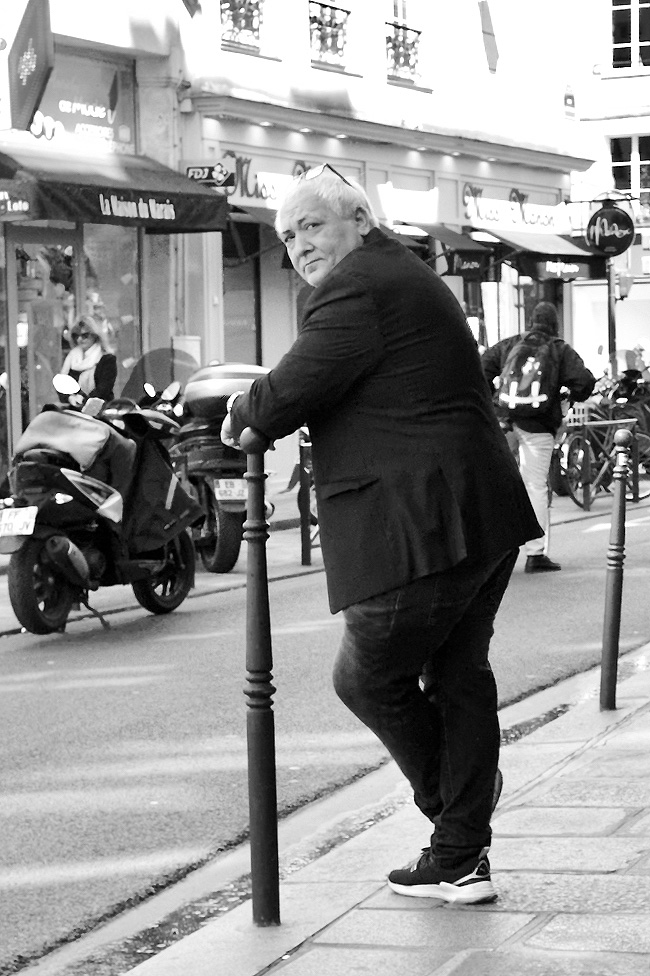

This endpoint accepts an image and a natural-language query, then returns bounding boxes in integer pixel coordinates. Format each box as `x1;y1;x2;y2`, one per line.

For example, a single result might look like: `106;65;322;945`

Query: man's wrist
227;391;244;414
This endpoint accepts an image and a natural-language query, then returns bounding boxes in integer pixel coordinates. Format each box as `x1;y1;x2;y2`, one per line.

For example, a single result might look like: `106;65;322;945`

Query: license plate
0;506;38;537
214;478;246;502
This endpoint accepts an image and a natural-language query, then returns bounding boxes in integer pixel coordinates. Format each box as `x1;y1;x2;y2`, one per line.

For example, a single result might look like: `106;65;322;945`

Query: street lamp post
606;257;618;380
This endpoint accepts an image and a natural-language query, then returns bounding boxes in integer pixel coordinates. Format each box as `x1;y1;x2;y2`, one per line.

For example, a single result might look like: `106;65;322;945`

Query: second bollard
600;428;633;711
240;427;280;926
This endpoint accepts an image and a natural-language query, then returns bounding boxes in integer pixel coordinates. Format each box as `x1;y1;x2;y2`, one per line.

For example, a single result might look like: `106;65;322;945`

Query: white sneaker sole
387;878;497;904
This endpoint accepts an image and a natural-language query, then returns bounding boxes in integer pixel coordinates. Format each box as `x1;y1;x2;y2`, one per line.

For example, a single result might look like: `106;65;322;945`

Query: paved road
1;494;649;972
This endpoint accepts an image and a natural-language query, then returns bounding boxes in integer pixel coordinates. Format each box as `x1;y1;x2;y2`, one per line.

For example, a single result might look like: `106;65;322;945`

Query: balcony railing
386;21;421;83
309;2;350;68
221;0;263;49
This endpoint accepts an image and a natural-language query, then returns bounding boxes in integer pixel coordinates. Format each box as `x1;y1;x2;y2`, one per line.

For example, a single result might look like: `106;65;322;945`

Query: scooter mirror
143;382;156;398
53;373;81;396
162;380;181;401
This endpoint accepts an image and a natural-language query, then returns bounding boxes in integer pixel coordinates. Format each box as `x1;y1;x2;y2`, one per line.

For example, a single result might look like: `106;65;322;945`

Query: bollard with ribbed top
239;427;280;925
600;427;633;711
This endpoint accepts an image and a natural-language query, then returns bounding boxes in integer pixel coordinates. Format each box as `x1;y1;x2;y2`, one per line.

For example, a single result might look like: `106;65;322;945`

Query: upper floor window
221;0;263;51
611;135;650;224
309;2;350;68
612;0;650;68
386;0;421;83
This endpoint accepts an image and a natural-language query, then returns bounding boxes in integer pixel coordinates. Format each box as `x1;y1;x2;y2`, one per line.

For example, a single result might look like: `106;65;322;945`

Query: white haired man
222;163;541;902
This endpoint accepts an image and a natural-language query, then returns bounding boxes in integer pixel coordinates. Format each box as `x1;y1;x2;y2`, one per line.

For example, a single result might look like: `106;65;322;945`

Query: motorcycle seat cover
15;409;112;470
15;409;137;500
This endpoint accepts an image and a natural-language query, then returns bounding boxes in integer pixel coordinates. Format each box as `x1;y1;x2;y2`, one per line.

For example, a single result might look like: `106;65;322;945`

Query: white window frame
610;134;650;225
612;0;650;70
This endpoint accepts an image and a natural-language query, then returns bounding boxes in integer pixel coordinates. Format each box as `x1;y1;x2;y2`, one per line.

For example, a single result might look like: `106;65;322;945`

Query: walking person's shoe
388;846;496;903
525;554;561;573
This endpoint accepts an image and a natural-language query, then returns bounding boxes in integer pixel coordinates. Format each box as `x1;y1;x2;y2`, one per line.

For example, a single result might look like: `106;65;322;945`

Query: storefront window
83;224;140;397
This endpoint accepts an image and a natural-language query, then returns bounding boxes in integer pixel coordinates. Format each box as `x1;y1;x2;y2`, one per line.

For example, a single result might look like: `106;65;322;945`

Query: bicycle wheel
626;431;650;501
564;432;597;509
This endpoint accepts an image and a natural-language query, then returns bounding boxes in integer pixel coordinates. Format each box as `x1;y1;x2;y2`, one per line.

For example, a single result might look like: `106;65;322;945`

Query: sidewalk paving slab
119;655;650;976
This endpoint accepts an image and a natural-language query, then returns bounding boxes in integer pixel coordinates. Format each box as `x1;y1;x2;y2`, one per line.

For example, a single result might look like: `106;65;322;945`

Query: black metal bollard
239;427;280;925
600;428;633;711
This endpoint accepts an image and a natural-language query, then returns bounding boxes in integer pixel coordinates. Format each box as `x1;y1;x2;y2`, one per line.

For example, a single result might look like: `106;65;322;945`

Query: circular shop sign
585;204;635;256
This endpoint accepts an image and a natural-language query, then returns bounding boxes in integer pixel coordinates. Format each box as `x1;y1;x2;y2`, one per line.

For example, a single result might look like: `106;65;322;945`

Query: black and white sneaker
388;846;496;903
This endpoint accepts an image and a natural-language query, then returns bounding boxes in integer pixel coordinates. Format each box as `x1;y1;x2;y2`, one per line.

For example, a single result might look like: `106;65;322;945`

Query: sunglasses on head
298;163;352;186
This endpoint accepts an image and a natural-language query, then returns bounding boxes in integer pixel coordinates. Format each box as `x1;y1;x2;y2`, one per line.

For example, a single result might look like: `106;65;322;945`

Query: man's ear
354;206;373;236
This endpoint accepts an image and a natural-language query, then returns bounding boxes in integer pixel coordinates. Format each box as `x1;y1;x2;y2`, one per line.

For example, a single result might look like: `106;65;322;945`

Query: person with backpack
481;301;595;574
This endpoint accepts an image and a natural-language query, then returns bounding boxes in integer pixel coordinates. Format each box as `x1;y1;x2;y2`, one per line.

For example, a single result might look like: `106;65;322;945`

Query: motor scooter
0;374;202;634
168;362;270;574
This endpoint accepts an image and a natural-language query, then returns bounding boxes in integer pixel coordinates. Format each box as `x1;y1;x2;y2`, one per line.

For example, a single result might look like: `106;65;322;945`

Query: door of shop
3;225;84;481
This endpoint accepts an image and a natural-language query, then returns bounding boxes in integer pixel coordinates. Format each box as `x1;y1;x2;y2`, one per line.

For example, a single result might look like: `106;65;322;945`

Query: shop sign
376;181;439;226
585;203;635;256
186;163;235;188
0;0;54;131
447;251;488;280
186;151;295;206
29;51;136;153
98;192;175;222
536;259;582;281
0;187;31;218
463;184;570;234
517;253;605;281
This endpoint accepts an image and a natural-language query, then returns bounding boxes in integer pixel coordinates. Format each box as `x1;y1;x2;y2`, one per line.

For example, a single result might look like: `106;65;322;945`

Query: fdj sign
585;204;635;256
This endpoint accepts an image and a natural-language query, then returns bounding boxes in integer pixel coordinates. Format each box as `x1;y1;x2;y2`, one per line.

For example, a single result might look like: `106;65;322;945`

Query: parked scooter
0;374;202;634
168;362;269;574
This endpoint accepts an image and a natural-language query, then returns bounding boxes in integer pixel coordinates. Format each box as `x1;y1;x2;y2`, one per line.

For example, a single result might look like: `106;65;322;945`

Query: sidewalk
121;649;650;976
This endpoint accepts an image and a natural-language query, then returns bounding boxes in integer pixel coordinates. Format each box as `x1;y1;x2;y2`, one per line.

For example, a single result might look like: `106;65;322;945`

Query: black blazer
231;228;541;612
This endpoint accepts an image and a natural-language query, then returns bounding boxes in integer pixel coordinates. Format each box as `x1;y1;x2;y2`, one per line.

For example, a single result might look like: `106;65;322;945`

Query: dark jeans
333;548;518;869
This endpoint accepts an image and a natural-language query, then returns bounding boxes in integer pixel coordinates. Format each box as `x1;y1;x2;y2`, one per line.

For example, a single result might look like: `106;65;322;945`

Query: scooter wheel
132;530;195;614
199;488;244;574
8;538;74;634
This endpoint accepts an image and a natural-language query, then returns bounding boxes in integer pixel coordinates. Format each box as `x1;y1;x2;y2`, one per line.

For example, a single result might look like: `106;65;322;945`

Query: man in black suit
221;164;541;904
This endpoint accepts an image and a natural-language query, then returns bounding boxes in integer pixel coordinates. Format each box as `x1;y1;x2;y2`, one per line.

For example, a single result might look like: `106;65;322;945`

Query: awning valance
379;222;427;246
229;204;278;227
0;140;228;233
410;222;489;252
485;229;593;259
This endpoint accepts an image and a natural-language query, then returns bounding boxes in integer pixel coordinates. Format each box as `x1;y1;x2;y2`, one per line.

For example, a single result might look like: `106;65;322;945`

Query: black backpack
496;330;560;419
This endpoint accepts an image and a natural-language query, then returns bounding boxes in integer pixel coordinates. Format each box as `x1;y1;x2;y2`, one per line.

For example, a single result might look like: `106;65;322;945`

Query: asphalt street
1;492;649;974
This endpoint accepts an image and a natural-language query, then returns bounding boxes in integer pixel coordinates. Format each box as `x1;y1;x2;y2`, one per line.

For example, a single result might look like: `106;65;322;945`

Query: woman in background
61;317;117;402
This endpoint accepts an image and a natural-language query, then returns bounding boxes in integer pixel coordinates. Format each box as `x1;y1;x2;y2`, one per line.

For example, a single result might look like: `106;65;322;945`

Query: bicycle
562;406;650;510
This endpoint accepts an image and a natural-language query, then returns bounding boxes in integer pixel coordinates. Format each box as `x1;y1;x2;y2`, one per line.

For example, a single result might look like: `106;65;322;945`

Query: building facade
569;0;650;378
0;0;226;482
1;0;599;491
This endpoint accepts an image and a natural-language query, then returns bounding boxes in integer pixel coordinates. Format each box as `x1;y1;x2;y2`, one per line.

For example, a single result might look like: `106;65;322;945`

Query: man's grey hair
275;168;380;235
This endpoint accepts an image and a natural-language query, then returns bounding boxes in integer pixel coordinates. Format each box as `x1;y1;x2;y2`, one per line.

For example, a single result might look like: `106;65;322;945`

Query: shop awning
229;204;278;226
485;229;593;258
379;222;428;247
0;140;228;232
409;222;489;252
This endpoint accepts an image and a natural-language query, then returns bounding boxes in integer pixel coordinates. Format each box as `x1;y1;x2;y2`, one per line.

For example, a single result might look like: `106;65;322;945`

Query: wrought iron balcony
386;21;421;82
221;0;263;49
309;2;350;68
